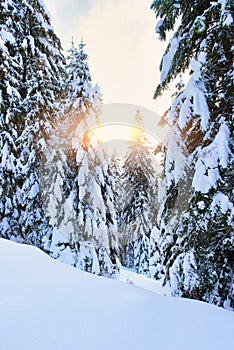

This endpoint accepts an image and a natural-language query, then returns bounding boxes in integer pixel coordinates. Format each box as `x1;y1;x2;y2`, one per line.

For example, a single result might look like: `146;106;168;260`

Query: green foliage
152;0;234;308
0;0;65;248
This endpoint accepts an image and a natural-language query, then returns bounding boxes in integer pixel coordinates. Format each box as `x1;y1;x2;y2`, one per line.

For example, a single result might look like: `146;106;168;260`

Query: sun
88;124;132;144
130;125;143;142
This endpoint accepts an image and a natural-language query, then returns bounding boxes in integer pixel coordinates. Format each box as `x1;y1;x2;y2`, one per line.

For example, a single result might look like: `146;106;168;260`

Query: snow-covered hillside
0;239;233;350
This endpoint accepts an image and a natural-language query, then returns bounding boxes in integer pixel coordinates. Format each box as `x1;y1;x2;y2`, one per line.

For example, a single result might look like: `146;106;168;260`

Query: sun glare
130;126;143;142
88;123;161;153
89;124;130;144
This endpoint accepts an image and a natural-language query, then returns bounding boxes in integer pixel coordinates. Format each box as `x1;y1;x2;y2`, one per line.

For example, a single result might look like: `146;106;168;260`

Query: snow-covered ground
119;267;170;296
0;239;233;350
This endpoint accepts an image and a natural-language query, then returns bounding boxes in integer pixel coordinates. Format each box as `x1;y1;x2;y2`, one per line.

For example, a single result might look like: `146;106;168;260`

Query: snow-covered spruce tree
67;42;119;277
63;38;101;131
93;143;120;277
106;153;126;265
120;111;157;275
17;0;65;251
151;0;234;308
101;151;121;274
46;40;118;277
0;0;65;249
49;39;101;235
42;40;94;236
152;80;196;284
44;39;95;264
70;133;118;277
107;151;123;224
0;0;23;241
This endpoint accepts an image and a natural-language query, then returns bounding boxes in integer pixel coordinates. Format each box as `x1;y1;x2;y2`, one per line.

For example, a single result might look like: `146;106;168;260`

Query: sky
45;0;171;116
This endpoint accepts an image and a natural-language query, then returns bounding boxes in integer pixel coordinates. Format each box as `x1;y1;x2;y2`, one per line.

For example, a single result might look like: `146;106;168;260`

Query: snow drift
0;238;233;350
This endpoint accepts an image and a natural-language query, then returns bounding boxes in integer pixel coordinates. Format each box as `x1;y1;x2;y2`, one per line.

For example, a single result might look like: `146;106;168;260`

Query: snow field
0;239;233;350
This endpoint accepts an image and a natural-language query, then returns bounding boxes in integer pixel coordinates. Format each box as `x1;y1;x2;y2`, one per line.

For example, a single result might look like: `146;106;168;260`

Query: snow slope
0;239;233;350
119;267;170;295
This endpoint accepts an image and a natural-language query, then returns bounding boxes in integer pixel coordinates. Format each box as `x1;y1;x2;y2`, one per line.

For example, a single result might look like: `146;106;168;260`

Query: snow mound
0;239;233;350
118;267;170;295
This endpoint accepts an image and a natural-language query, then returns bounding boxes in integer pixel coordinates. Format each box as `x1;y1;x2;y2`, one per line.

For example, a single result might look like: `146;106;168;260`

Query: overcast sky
45;0;171;116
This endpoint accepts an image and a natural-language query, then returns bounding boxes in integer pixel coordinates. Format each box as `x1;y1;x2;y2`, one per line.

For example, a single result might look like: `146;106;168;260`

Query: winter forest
0;0;233;325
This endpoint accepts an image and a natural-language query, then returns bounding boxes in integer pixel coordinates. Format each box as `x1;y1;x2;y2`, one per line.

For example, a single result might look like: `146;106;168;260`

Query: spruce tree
44;40;118;277
63;38;101;132
73;134;117;276
0;0;23;241
151;0;234;308
101;151;121;274
17;0;65;250
43;39;99;258
0;0;65;250
120;111;157;275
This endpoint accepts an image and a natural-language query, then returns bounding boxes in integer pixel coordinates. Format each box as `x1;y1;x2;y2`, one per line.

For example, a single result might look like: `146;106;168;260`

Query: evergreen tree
0;0;23;241
44;40;118;277
151;0;234;308
148;225;163;280
43;39;99;256
106;151;123;224
102;151;121;274
17;0;65;250
0;0;65;250
65;42;119;277
120;111;157;275
68;132;118;277
63;38;101;132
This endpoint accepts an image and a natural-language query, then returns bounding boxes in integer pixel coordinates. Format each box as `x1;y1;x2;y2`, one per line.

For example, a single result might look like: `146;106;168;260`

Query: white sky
45;0;172;116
